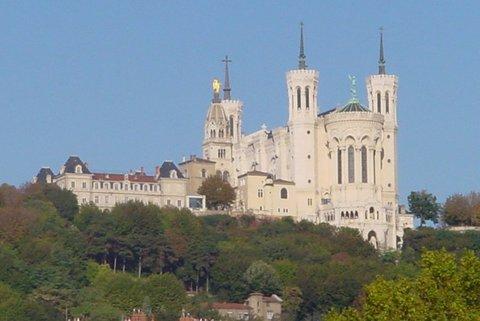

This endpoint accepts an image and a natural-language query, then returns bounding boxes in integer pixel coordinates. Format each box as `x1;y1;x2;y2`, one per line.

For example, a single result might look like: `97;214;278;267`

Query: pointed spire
222;55;232;100
298;22;307;70
378;27;386;74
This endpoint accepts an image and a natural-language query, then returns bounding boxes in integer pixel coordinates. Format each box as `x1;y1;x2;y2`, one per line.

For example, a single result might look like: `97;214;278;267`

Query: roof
273;179;295;186
238;170;270;178
35;167;55;184
318;107;337;117
92;172;158;183
63;156;91;174
206;103;227;123
212;303;251;311
337;100;370;113
159;161;184;179
179;156;216;165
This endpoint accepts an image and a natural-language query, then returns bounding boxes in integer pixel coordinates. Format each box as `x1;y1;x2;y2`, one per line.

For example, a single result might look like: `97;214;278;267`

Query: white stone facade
202;30;413;249
35;157;205;211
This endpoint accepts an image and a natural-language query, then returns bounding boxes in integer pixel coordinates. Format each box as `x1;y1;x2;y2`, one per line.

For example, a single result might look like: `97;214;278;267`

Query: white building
35;156;205;211
202;26;413;249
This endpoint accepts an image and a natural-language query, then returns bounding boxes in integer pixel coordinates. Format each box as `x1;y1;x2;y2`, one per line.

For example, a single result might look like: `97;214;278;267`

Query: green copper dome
338;99;370;113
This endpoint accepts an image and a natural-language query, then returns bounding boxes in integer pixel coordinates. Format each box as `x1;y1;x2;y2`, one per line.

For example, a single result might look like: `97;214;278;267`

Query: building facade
202;27;413;249
35;156;205;211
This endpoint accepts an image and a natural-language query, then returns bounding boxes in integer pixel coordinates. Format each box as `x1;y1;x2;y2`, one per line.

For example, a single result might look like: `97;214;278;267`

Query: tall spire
222;55;232;100
378;27;386;74
298;22;307;70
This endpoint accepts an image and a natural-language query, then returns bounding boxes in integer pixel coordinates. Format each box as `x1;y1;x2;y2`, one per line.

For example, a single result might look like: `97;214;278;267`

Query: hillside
1;183;479;321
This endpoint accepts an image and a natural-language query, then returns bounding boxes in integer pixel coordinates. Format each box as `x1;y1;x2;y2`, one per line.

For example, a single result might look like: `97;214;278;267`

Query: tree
243;260;281;295
325;250;480;321
282;286;303;321
198;175;235;210
407;190;440;226
42;184;79;221
443;192;480;226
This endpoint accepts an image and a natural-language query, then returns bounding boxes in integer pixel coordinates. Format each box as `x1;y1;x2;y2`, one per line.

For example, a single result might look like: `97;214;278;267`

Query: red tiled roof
92;173;158;183
212;302;251;310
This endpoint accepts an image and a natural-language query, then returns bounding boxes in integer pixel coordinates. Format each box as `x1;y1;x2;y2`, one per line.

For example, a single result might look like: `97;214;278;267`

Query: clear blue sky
0;1;478;204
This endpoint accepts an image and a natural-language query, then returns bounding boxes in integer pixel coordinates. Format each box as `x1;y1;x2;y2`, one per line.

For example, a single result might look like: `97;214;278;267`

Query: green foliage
408;190;441;226
243;260;282;295
198;175;235;210
325;250;480;321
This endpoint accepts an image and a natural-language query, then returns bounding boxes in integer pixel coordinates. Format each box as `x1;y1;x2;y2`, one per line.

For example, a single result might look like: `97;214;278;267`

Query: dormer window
170;170;178;179
75;165;82;174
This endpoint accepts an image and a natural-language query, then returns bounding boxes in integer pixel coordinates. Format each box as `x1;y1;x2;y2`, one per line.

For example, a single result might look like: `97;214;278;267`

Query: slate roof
338;100;370;113
159;161;184;179
63;156;91;174
35;167;55;184
318;107;337;117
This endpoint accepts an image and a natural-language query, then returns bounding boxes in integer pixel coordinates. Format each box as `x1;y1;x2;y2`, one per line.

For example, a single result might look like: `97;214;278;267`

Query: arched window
296;87;301;109
305;87;310;109
170;170;177;179
361;146;368;183
337;149;342;184
348;146;355;183
280;188;288;199
75;165;82;174
385;92;390;113
201;169;207;178
341;211;344;218
373;150;376;184
219;129;224;138
377;92;381;113
222;171;230;182
355;211;358;218
229;115;234;137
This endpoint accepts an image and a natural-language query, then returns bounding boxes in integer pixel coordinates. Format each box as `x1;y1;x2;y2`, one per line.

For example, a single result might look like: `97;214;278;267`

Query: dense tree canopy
408;190;441;226
197;175;235;210
3;183;480;320
443;192;480;226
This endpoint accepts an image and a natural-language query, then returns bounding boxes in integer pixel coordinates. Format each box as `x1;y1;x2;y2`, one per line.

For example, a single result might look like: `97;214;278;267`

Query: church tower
286;23;318;216
366;29;399;208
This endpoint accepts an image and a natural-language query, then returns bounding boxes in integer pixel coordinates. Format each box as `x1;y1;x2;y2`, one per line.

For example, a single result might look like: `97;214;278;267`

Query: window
280;188;288;199
373;150;376;184
70;181;75;189
177;200;182;207
75;165;82;174
377;92;381;113
258;189;264;198
337;149;342;184
348;146;355;183
167;199;171;206
201;169;207;178
361;146;368;183
219;129;224;138
94;182;98;189
170;170;178;179
82;182;87;189
305;87;310;109
222;171;230;182
385;92;390;113
218;149;226;158
229;115;234;136
296;87;301;109
105;196;109;204
307;198;313;206
94;196;99;204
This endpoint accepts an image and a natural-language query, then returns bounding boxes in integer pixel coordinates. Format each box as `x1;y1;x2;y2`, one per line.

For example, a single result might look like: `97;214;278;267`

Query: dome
338;99;370;113
206;103;227;123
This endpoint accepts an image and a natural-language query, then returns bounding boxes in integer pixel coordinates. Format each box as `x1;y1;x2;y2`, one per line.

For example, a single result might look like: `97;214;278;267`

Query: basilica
35;26;413;250
202;26;413;249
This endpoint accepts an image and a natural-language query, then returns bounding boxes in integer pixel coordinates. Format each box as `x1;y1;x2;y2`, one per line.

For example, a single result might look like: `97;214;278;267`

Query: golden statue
212;78;221;93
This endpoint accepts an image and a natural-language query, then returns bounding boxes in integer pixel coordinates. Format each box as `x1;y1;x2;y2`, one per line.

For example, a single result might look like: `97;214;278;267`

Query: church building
202;25;413;249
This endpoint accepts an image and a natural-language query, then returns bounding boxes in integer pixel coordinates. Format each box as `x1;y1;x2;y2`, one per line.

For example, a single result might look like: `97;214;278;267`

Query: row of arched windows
338;146;369;184
93;181;161;193
294;86;311;110
376;91;390;114
365;207;380;220
341;211;359;219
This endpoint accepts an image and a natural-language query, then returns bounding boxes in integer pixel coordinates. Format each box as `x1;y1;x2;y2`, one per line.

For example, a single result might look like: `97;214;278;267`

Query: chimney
155;166;161;178
182;155;187;162
140;166;145;175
